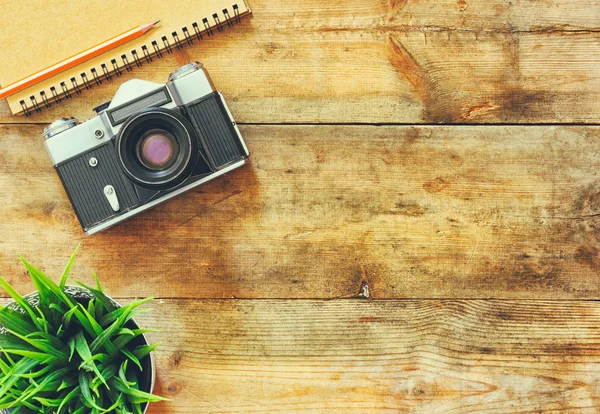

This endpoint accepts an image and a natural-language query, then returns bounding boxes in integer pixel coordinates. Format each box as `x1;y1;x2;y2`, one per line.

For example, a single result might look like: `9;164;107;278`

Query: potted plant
0;248;166;413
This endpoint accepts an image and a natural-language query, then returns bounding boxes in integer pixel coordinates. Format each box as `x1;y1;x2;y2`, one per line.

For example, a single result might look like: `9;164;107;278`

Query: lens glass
136;129;178;170
116;108;202;190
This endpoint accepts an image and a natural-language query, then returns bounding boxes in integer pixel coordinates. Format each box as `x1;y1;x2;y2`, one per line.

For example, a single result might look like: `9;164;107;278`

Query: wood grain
4;297;598;412
2;124;600;299
1;1;599;412
131;299;600;413
1;0;600;124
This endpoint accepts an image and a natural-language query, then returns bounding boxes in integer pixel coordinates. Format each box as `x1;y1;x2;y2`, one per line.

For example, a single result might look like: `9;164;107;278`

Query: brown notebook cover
0;0;250;116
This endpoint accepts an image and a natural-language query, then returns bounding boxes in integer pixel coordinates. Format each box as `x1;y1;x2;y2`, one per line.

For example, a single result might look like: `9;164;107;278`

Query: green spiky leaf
0;248;165;412
59;244;80;288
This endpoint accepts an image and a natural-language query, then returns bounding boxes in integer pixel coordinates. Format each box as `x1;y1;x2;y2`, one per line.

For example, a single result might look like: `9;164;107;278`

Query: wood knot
266;42;280;54
497;311;511;321
478;347;495;354
42;201;57;217
388;0;409;20
169;351;183;368
43;201;76;225
575;245;599;267
423;177;450;193
167;382;183;395
392;201;425;217
411;379;438;399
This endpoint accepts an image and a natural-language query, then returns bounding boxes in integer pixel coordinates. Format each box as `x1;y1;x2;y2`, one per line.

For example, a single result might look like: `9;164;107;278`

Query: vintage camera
42;62;249;235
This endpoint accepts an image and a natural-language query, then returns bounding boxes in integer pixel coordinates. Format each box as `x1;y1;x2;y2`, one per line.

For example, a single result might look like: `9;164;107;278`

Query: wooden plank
1;0;600;124
4;298;598;412
2;124;600;299
138;299;600;412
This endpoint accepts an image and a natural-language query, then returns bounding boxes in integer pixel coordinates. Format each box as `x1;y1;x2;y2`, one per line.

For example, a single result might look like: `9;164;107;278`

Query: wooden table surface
2;0;600;412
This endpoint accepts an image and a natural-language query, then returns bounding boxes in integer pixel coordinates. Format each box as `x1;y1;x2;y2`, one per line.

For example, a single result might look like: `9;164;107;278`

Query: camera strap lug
103;185;120;212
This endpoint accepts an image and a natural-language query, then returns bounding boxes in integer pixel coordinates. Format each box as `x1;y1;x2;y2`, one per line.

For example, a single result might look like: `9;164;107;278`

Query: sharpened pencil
0;21;160;99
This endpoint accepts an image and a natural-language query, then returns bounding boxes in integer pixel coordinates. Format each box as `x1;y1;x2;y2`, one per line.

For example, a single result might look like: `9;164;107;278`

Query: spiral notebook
0;0;251;117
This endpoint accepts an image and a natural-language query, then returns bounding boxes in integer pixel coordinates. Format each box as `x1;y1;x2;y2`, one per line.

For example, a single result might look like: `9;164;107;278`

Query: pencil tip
153;20;161;26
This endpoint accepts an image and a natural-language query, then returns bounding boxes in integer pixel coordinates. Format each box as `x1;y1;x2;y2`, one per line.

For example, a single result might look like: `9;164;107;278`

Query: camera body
43;62;249;235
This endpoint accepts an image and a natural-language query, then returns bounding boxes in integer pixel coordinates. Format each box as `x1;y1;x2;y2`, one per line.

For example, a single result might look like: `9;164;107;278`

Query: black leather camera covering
183;92;246;170
57;143;140;230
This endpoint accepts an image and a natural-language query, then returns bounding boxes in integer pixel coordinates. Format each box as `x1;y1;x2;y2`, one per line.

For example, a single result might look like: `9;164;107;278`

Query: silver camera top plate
44;65;217;167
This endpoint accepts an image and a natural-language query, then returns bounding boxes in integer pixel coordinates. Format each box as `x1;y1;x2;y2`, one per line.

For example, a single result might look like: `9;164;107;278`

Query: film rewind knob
42;118;79;139
168;62;203;81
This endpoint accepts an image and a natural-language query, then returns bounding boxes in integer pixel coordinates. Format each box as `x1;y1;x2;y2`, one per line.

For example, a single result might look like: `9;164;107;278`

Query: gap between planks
6;122;600;127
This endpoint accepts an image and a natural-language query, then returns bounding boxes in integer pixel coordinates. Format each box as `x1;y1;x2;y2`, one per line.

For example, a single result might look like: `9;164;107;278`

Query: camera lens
137;129;178;170
116;108;199;189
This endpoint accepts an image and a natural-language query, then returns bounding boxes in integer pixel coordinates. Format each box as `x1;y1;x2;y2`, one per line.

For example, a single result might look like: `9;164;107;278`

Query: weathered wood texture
2;124;600;299
1;0;600;124
133;299;600;413
2;1;600;412
3;297;597;412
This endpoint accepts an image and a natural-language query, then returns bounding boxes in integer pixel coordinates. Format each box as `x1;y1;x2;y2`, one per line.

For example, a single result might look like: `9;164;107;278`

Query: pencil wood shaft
0;22;158;99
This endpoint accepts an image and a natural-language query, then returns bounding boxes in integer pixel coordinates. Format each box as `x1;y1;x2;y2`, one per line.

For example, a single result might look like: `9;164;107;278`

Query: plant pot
0;286;155;414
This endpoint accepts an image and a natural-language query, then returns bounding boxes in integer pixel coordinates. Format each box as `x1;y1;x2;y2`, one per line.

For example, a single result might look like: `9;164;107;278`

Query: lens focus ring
115;108;199;190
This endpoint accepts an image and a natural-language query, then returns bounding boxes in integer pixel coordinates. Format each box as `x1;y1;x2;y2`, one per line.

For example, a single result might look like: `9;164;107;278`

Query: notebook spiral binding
20;3;242;117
